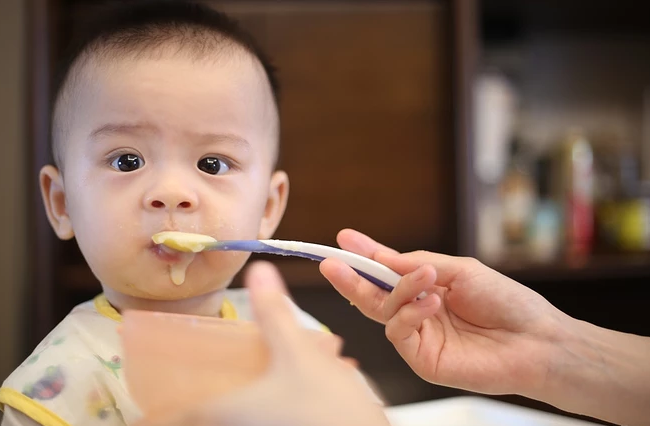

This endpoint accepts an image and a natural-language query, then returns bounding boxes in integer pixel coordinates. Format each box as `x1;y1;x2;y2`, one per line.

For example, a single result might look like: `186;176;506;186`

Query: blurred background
1;0;649;424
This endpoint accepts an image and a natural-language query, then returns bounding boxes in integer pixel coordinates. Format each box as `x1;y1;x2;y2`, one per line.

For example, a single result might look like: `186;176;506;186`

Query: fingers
245;261;348;363
336;228;399;259
341;356;360;369
383;265;438;320
244;260;305;358
375;250;470;288
313;331;344;357
133;408;207;426
337;228;471;290
385;294;441;347
319;257;388;324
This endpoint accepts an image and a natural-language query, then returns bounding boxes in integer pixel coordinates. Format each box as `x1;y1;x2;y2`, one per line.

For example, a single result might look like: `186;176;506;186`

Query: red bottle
559;128;594;262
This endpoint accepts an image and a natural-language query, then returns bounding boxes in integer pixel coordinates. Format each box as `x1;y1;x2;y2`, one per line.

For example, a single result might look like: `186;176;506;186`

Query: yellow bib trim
0;387;72;426
93;293;238;321
94;294;122;322
220;298;237;320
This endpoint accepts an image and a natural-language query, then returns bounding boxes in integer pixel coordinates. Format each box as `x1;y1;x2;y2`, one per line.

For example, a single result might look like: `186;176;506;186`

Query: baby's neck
102;287;227;318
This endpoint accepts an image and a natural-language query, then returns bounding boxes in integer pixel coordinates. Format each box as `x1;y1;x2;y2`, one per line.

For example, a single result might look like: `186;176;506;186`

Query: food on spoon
152;231;217;253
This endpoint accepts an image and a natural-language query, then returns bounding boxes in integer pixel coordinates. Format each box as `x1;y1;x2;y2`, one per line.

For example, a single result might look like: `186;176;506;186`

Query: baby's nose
149;199;193;210
144;182;199;212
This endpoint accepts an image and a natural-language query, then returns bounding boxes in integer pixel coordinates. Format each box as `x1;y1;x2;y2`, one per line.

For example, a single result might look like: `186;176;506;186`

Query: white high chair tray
385;396;602;426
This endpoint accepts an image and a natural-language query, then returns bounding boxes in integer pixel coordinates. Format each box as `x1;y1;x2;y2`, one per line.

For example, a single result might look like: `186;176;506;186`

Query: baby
0;1;361;424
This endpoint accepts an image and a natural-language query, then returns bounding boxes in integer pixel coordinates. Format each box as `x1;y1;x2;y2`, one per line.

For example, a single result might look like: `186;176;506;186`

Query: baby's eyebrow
89;122;251;151
194;132;251;151
90;122;158;140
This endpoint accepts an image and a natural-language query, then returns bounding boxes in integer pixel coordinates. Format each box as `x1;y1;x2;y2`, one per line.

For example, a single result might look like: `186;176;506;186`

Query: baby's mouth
150;242;185;263
151;231;218;253
151;231;221;285
150;241;197;286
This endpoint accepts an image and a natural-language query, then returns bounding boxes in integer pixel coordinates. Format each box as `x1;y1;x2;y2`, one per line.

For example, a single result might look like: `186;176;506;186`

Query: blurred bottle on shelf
597;149;650;252
617;199;650;251
528;155;561;263
499;137;536;258
553;128;595;264
474;70;517;265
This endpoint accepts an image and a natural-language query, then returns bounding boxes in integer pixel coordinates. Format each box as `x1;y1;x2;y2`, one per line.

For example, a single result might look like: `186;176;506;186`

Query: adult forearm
531;317;650;425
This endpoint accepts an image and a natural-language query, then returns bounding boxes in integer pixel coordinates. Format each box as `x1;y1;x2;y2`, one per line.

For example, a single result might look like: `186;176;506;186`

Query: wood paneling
26;0;61;350
224;3;454;252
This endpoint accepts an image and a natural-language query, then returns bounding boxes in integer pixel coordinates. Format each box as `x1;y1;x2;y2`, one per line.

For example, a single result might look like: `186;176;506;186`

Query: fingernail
418;293;437;306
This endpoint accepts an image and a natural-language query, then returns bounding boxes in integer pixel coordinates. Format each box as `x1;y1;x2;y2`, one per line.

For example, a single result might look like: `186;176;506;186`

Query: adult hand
137;260;389;426
320;229;568;397
321;229;650;426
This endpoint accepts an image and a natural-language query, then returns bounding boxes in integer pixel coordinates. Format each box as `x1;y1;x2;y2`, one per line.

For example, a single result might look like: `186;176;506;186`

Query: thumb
244;261;307;361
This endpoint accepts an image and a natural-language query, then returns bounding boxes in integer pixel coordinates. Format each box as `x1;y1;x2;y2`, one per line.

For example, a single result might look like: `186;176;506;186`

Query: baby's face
50;53;286;300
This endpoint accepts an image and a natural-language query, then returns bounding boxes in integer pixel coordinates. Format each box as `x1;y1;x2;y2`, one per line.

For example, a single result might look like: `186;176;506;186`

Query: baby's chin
95;250;251;301
104;277;233;301
105;266;232;297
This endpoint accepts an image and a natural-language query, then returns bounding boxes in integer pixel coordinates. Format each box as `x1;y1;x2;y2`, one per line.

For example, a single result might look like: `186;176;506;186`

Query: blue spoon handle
205;239;402;293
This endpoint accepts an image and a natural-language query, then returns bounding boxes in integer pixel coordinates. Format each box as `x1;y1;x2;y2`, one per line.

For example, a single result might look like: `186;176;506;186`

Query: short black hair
51;0;280;166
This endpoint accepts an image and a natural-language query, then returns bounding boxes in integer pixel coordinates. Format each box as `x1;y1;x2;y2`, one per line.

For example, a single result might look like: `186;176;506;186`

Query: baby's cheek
78;214;136;251
205;250;251;274
213;217;263;241
186;251;250;294
73;211;141;270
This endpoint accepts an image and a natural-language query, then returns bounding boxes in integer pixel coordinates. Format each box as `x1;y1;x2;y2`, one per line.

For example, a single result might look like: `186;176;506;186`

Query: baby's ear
258;170;289;239
40;165;74;240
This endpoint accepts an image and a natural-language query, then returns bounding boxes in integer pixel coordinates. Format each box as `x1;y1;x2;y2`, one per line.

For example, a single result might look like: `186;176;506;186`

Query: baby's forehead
77;43;268;93
55;46;279;164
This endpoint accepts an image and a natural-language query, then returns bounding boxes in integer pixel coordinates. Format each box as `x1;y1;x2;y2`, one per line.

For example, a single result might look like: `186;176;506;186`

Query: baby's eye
110;154;144;172
197;157;230;175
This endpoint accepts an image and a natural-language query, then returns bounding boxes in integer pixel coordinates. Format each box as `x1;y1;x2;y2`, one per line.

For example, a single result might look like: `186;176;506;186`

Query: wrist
528;316;604;406
526;314;650;425
514;309;581;403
